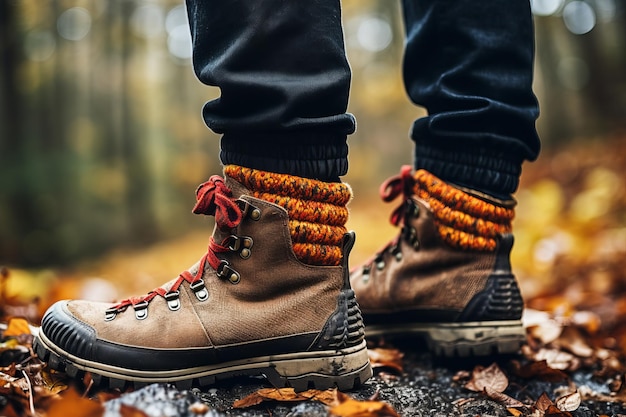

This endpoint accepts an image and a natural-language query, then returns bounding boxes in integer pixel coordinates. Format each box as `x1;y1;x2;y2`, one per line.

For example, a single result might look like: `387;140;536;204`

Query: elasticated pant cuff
414;143;523;200
220;133;348;182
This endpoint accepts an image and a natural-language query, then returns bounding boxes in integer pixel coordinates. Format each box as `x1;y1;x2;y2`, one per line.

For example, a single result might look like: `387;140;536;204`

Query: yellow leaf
3;317;31;337
329;394;400;417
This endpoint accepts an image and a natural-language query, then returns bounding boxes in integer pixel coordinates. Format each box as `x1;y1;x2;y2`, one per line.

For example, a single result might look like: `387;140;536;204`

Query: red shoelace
352;165;415;273
110;176;243;312
379;165;415;226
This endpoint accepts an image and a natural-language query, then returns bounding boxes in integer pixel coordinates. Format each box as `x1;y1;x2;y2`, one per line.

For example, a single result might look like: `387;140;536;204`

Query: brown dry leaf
367;348;403;373
555;391;581;412
329;391;400;417
3;317;31;337
299;388;339;406
555;327;594;358
531;392;574;417
46;388;104;417
120;403;150;417
525;309;564;346
535;392;555;412
524;347;580;371
507;407;524;416
511;360;568;382
41;368;69;395
233;387;336;408
545;404;573;417
483;386;524;408
464;363;508;393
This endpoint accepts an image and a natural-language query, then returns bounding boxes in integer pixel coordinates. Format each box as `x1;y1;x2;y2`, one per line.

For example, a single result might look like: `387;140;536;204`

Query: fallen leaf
545;404;573;416
535;392;555;412
556;327;594;358
511;360;568;382
367;348;403;373
527;318;564;345
507;407;524;416
524;347;580;371
233;387;336;408
46;388;104;417
41;368;69;395
555;390;581;412
329;391;400;417
483;386;525;408
464;363;508;393
3;318;31;337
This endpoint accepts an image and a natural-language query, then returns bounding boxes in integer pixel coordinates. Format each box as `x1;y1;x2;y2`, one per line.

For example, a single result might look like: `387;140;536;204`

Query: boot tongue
223;173;253;199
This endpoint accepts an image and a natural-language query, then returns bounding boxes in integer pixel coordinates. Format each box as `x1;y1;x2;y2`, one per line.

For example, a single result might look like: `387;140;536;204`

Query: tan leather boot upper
36;175;371;390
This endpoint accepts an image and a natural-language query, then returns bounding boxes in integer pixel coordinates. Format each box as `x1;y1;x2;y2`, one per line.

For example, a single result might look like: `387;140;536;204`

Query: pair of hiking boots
34;165;525;391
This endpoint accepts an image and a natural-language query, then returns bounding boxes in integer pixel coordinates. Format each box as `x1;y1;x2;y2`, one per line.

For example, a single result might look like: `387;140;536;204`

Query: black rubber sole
33;332;372;392
365;320;526;357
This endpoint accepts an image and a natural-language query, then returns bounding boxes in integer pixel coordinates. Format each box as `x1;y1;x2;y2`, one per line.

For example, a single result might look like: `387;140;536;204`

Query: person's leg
34;0;371;390
351;0;540;356
403;0;540;199
187;0;355;182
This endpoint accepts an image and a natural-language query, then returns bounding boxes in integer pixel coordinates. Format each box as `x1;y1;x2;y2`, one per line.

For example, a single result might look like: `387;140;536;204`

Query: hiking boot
34;167;371;390
350;166;525;357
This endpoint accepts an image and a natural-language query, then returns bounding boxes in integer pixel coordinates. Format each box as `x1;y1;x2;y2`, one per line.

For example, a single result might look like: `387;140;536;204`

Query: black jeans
185;0;540;198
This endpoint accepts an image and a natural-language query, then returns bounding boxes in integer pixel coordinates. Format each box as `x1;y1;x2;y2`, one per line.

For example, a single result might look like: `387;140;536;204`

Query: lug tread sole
366;320;525;357
33;334;371;392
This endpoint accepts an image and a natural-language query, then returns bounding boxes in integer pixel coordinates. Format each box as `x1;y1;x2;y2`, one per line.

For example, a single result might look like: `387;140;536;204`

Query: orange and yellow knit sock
224;165;352;266
413;170;515;252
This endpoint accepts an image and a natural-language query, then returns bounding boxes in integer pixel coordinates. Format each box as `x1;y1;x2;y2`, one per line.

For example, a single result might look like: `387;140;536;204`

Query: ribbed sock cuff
220;133;348;182
413;169;514;251
414;143;523;200
224;165;352;265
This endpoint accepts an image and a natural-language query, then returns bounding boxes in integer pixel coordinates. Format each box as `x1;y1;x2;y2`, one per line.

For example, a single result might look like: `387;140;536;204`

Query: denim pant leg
185;0;355;181
401;0;541;198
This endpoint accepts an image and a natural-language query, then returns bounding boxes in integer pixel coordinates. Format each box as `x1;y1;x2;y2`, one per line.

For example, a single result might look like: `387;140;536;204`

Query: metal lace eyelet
216;261;241;285
190;279;209;301
226;235;241;251
376;260;386;270
394;251;403;261
165;290;181;311
406;227;420;250
240;248;251;259
104;309;117;322
133;301;149;320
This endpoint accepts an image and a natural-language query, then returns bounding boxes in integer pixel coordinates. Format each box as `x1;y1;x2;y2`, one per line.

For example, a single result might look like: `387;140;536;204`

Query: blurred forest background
1;0;626;302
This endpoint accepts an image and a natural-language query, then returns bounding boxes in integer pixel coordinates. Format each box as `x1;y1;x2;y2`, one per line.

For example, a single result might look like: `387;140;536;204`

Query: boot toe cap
40;300;99;360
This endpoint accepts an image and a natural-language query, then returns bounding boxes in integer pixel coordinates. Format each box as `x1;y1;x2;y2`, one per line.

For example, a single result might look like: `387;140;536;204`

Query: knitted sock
224;165;352;266
413;170;515;251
